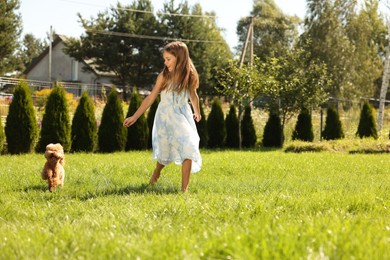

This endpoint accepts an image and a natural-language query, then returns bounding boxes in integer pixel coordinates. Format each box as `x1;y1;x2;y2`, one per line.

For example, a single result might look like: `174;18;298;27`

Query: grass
0;150;389;259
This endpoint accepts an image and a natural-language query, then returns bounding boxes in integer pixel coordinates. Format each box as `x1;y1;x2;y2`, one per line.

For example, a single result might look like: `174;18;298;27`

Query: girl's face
163;51;177;72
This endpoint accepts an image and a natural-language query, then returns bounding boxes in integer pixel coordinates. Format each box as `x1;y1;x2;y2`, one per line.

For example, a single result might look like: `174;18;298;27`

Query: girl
123;41;202;192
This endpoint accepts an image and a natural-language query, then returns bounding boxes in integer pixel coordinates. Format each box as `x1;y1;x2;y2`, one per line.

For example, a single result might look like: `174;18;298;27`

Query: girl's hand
193;113;201;122
123;116;136;127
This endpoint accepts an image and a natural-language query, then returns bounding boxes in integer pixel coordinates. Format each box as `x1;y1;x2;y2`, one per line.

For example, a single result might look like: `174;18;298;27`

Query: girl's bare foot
149;169;160;185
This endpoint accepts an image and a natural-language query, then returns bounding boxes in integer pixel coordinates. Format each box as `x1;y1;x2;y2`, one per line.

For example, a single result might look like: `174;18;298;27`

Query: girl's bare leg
150;162;164;185
181;159;192;192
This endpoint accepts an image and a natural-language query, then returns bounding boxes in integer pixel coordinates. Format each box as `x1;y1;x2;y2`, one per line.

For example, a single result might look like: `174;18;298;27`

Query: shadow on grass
71;183;181;200
23;184;48;192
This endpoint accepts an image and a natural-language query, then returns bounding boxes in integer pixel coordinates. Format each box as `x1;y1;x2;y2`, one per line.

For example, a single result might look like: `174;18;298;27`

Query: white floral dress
152;88;202;173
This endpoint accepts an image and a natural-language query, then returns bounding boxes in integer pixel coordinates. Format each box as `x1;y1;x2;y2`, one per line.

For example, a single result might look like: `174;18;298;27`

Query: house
24;34;118;97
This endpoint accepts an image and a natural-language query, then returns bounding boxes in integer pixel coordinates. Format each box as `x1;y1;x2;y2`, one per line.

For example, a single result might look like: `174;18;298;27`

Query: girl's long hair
162;41;199;92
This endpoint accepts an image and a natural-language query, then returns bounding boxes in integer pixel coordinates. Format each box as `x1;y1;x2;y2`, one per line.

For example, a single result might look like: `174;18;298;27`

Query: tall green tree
98;88;126;152
159;1;232;94
292;107;314;142
356;100;378;139
0;0;22;76
125;87;149;150
71;91;97;152
207;98;225;148
65;0;161;101
262;112;283;148
301;0;385;100
321;106;344;140
36;85;71;153
225;104;239;148
0;118;5;154
5;81;38;154
236;0;300;60
196;102;208;148
241;105;257;148
147;96;159;148
16;34;47;73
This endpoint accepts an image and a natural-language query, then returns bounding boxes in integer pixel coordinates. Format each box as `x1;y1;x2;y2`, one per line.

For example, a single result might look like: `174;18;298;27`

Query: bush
5;81;38;154
98;88;126;153
241;105;257;148
207;98;226;148
36;85;71;153
71;91;97;152
125;88;148;151
196;102;208;148
292;107;314;142
321;106;344;140
0;119;4;153
356;101;378;139
262;113;283;148
225;104;239;148
147;96;159;148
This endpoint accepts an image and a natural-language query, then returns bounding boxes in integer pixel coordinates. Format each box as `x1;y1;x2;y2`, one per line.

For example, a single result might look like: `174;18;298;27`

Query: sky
19;0;307;51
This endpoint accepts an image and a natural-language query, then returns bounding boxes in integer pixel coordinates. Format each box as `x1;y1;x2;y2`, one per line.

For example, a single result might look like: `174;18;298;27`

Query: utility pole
378;23;390;133
239;16;254;68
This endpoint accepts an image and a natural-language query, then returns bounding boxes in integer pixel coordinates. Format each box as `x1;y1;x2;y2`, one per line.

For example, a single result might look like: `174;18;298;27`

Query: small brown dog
41;143;65;192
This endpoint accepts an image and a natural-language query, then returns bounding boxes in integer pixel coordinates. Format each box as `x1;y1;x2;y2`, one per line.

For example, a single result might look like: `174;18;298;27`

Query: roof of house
23;34;116;78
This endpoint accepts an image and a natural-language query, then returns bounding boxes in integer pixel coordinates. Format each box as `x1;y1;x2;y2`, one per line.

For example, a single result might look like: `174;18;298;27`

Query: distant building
23;34;118;97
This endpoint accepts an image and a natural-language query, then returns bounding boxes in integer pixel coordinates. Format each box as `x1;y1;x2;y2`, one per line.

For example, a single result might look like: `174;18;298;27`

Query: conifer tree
196;102;208;148
147;96;159;148
292;107;314;142
71;91;97;152
262;113;284;148
36;85;71;152
5;81;38;154
125;88;148;151
98;88;126;152
356;100;378;139
207;98;225;148
241;105;257;148
225;104;239;148
321;106;344;140
0;120;4;154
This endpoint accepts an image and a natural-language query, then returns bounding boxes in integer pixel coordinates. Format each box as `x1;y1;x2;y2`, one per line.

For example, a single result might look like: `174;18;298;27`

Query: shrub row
0;81;387;154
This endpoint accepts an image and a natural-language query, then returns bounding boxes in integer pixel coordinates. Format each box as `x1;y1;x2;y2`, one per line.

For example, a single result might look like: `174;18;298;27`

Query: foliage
125;87;148;151
301;0;386;100
1;151;389;259
159;1;232;95
241;105;257;148
207;98;225;148
65;0;161;100
36;85;71;153
262;113;283;148
236;0;300;61
4;81;38;154
0;118;4;153
262;46;330;131
356;100;378;139
217;59;274;148
71;91;97;152
65;0;231;98
322;106;344;140
0;0;22;76
15;33;47;73
292;107;314;142
225;104;239;148
147;96;159;148
98;88;126;152
196;102;208;148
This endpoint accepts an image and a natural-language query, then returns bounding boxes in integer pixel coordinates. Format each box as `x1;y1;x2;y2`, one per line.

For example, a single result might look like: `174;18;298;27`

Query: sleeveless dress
152;88;202;173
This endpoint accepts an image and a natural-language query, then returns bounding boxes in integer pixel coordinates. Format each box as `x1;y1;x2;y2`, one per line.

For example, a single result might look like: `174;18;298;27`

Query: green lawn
0;150;389;259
